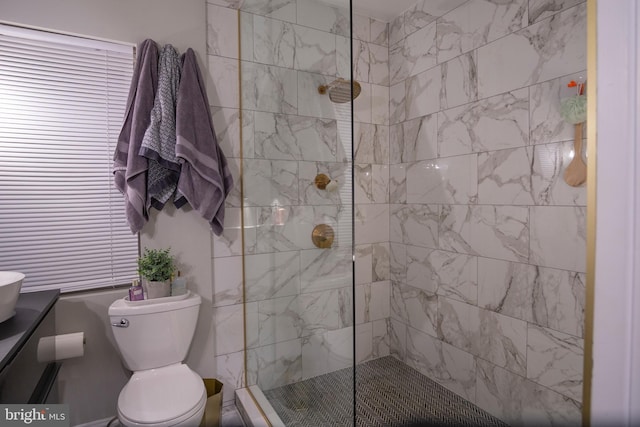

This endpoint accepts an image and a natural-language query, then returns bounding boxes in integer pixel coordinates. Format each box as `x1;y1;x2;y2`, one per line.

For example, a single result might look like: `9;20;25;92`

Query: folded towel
139;44;182;211
175;48;233;236
113;39;158;233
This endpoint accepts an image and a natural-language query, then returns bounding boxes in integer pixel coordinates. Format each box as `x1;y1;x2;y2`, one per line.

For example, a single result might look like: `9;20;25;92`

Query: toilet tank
108;291;201;371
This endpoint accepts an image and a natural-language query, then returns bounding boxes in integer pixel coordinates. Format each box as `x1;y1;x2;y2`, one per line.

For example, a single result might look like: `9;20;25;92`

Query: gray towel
139;44;182;210
113;39;158;233
175;48;233;236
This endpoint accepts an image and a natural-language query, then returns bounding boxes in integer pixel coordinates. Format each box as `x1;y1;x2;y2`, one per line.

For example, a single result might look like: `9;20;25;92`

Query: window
0;24;138;292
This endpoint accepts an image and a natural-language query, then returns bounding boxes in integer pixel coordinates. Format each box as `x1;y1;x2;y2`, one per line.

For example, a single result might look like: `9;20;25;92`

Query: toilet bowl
109;291;206;427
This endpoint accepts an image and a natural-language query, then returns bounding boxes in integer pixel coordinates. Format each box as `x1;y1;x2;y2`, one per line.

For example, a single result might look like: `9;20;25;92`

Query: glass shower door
238;1;356;424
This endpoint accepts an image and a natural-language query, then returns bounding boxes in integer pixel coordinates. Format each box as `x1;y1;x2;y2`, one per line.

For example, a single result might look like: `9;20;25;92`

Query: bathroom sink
0;272;25;323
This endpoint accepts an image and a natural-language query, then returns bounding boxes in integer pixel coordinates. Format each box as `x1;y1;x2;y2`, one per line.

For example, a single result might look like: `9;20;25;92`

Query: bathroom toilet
109;291;206;426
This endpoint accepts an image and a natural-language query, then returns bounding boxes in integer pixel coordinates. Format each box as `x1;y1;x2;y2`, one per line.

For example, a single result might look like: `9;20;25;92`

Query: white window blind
0;24;139;293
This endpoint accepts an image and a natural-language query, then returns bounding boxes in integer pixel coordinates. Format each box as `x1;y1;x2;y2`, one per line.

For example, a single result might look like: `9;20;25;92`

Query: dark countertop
0;289;60;373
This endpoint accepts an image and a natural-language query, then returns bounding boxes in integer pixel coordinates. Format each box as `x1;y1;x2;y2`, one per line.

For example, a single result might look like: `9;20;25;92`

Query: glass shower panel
239;1;355;424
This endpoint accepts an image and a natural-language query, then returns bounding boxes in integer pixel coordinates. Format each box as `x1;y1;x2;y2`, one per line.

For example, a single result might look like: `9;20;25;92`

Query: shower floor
263;356;508;427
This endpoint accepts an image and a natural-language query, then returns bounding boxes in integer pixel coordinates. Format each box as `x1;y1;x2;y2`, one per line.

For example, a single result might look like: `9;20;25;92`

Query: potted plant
137;247;175;299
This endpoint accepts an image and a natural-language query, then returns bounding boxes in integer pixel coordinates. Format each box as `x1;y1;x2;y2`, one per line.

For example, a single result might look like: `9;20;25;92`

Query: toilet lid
118;364;206;424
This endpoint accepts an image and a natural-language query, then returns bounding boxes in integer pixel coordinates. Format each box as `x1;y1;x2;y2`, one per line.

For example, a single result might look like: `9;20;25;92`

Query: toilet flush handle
111;318;129;328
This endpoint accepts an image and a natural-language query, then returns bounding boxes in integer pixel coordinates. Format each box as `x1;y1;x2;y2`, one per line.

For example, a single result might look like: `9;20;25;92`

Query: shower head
318;78;361;103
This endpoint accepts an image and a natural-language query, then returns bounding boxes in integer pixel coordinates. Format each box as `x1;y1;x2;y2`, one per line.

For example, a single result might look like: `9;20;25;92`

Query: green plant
137;248;175;282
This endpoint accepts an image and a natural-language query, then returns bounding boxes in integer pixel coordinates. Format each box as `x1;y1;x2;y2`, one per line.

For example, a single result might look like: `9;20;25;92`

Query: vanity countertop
0;289;60;373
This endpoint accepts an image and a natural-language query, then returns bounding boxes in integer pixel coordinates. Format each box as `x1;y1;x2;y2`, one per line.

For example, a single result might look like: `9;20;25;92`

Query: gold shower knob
311;224;334;249
315;173;331;190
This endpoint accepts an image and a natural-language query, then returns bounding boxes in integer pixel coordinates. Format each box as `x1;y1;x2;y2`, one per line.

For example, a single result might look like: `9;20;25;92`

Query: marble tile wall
205;0;391;400
388;1;586;425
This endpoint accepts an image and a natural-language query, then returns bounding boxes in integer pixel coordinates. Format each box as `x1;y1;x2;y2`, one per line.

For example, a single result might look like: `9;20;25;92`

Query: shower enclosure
213;0;588;425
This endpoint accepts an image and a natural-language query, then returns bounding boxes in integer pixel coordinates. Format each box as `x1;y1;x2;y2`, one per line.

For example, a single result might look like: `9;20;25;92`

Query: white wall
1;1;211;425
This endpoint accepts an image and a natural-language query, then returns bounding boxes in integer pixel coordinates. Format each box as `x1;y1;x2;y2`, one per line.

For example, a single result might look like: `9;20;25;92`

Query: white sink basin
0;272;25;323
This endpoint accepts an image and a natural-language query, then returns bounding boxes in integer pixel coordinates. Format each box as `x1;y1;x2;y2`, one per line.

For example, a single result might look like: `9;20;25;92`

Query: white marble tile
530;71;587;145
404;0;468;36
440;51;478;110
389;82;406;125
389;13;405;47
242;159;298;207
529;0;583;24
406;326;476;402
214;304;245;355
438;88;529;157
241;62;297;114
296;0;349;37
353;14;371;42
390;204;439;249
477;3;586;99
439;205;529;263
406;155;478;204
355;204;389;244
240;11;254;61
352;39;371;84
356;322;374;363
213;255;243;307
355;280;390;324
242;0;296;22
300;247;352;293
335;35;350;80
207;4;239;59
355;164;373;203
437;0;528;63
389;317;407;361
370;19;389;47
298;287;352;335
207;0;243;8
371;164;390;204
253;15;294;68
406;245;437;294
208;55;239;108
530;206;586;272
438;297;527;375
478;146;535;205
254;112;337;161
213;207;254;257
354;123;389;164
389;243;407;284
476;359;582;426
212;107;242;159
390;22;437;86
301;327;353;379
240;109;255;158
371;85;389;125
258;296;302;345
354;81;372;124
247;339;302;390
391;282;438;337
244;251;300;302
389;164;407;204
406;66;442;120
527;325;584;402
215;351;244;404
369;43;389;86
355;244;373;285
531;141;587;206
478;257;585;337
429;250;477;305
372;318;390;358
294;24;336;75
396;114;438;163
223;156;242;208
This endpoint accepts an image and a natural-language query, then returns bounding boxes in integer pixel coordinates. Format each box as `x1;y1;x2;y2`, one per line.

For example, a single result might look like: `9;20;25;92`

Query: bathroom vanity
0;289;60;403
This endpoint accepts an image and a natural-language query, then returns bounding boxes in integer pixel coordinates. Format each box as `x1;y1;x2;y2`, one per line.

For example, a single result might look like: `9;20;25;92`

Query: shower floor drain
263;356;508;427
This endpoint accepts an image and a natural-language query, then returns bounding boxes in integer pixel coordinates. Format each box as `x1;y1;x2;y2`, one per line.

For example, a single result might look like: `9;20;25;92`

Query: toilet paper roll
37;332;85;363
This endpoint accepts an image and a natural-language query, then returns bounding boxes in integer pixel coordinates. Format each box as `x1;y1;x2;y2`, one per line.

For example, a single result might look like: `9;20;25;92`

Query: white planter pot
145;280;170;299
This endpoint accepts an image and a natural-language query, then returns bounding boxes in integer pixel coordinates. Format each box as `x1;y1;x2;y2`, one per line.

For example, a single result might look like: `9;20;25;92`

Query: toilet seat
118;363;206;426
